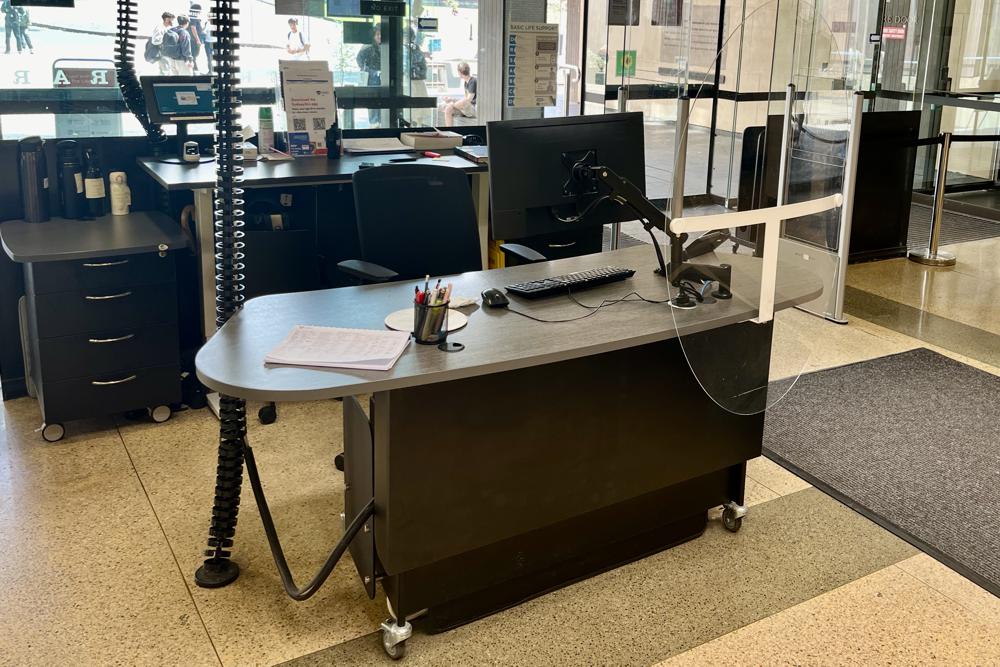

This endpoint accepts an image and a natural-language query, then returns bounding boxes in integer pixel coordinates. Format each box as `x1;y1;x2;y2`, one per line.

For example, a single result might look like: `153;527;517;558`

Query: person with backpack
285;17;310;61
408;28;431;126
165;16;195;75
356;25;382;126
146;12;175;75
188;3;211;72
2;0;23;55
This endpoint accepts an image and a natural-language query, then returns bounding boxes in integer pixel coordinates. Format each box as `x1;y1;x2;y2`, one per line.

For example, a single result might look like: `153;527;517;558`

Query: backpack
144;39;161;63
161;29;181;59
409;46;427;81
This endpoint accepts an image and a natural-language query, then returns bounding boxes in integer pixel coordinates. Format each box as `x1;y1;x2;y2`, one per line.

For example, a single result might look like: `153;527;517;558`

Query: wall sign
506;22;558;108
360;0;405;16
882;25;906;40
417;17;438;31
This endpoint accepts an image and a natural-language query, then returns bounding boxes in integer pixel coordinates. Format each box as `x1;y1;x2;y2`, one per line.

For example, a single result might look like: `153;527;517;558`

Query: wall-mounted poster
506;22;558;108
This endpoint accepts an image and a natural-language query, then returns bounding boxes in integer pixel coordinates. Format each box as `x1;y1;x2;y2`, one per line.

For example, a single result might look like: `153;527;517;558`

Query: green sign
615;50;637;77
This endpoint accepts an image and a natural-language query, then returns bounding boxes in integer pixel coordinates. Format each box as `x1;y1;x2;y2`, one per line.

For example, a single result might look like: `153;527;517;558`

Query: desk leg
470;173;490;268
193;188;216;341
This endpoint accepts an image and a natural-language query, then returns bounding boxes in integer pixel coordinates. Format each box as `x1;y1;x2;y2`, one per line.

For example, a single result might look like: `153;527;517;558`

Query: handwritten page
265;325;411;371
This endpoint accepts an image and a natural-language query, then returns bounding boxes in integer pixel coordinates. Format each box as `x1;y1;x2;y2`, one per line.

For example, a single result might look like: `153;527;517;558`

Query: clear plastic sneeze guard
666;0;854;416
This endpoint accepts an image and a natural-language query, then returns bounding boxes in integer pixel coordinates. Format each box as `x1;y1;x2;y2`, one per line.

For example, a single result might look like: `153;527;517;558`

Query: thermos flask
18;136;50;223
56;139;85;219
326;121;343;160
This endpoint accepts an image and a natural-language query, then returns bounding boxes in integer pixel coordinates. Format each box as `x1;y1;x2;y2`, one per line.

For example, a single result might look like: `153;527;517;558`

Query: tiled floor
2;240;998;665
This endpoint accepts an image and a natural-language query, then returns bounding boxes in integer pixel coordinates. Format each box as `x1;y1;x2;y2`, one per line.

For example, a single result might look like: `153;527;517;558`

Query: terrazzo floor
1;289;998;665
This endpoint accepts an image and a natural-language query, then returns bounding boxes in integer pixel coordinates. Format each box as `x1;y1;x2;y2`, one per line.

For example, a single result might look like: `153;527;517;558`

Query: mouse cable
506;287;669;324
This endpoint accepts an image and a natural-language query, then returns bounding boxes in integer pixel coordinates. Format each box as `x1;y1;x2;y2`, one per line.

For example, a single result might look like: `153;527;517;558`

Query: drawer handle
91;375;138;386
84;291;132;301
82;259;130;268
547;241;577;248
88;334;135;344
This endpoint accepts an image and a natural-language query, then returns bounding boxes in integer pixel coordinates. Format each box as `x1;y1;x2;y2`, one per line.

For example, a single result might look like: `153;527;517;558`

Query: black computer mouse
481;288;510;308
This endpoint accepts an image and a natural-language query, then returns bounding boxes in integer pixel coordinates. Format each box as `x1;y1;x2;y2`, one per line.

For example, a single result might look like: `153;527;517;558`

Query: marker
423;151;441;159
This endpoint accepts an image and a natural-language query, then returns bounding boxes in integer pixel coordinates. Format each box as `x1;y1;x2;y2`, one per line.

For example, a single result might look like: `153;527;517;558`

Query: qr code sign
292;118;307;131
313;117;326;130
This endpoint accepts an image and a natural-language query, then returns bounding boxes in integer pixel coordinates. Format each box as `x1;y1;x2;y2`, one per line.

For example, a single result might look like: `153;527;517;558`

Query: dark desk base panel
344;324;768;629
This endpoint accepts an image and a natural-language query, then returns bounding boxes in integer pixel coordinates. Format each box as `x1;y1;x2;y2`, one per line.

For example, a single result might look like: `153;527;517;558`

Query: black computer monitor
141;76;215;160
487;112;646;239
142;76;214;124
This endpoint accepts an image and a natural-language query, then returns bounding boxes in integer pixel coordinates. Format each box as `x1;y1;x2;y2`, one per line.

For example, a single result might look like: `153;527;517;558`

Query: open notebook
265;325;411;371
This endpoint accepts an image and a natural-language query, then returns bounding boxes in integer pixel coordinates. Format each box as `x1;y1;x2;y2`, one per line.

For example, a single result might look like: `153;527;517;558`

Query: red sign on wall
883;26;906;40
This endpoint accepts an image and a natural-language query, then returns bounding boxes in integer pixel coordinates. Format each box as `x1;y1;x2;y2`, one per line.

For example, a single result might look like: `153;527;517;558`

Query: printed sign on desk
506;22;558;108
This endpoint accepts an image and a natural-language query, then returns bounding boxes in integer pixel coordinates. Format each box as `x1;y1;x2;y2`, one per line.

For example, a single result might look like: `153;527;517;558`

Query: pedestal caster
380;619;412;660
148;405;172;423
722;501;747;533
258;402;277;425
41;423;65;443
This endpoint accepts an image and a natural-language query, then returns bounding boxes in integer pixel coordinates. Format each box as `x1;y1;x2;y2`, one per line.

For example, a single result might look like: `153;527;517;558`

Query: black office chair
331;164;542;470
338;163;543;283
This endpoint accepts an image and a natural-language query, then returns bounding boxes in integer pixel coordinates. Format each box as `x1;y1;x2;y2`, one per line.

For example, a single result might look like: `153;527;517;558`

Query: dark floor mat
764;348;1000;596
908;203;1000;248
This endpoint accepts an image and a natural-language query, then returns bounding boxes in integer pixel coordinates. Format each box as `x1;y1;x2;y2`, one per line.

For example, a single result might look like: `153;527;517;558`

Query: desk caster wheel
42;423;65;443
722;501;747;533
334;452;345;472
258;403;277;425
149;405;172;424
380;619;412;660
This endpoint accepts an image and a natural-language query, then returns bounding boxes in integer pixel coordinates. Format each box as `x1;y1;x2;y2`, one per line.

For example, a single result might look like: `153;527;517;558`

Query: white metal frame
670;193;843;324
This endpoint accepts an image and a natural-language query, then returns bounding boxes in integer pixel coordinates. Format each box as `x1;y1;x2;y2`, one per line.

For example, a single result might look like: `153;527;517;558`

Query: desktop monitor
141;76;215;125
487;113;646;240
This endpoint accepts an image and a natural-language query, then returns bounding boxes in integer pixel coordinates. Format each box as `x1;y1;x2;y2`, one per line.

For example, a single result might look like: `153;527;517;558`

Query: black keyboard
505;266;636;299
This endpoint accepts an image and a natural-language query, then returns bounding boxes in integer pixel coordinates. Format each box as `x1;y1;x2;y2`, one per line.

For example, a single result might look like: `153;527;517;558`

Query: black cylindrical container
326;122;343;160
56;140;86;219
18;136;50;223
83;147;107;218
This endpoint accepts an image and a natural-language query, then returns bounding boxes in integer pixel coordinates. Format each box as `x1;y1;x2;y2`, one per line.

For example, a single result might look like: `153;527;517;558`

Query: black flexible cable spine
114;0;167;153
196;0;248;587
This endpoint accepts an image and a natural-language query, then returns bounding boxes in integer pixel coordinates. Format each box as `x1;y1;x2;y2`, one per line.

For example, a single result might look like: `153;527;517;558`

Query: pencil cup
413;300;449;345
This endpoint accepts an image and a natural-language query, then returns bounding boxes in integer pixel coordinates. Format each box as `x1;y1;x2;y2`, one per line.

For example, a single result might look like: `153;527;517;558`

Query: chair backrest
352;164;482;281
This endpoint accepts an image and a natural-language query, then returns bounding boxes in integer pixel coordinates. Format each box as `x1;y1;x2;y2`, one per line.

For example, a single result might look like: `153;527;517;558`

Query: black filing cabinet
24;253;181;441
23;252;181;441
1;214;187;443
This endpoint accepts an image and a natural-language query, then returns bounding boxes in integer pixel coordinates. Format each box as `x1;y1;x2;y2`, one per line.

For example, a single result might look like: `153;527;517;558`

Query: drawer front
29;253;175;295
39;364;180;424
37;324;179;383
34;283;177;339
514;227;604;262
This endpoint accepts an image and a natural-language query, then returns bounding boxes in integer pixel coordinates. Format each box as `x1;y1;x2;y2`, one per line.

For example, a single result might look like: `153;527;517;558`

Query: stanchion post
909;132;957;267
671;95;690;222
609;86;630;251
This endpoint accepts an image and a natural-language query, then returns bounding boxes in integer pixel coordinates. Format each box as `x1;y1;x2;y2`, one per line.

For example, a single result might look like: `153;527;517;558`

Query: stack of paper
342;138;410;154
265;325;410;371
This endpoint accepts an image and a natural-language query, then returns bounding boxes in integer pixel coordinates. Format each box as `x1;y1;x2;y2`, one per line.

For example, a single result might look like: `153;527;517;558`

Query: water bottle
109;172;132;216
326;120;343;160
258;107;275;154
83;147;107;218
18;136;50;223
56;139;85;219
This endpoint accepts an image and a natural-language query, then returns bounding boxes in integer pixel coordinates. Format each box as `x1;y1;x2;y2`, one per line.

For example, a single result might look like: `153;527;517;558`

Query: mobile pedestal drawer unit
0;214;189;442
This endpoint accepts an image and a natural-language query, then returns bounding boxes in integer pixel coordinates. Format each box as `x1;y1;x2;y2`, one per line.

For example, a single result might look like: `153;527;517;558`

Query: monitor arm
575;164;732;306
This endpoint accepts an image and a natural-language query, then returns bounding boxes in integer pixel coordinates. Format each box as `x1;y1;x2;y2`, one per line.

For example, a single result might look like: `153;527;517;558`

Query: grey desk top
137;152;486;191
196;246;823;402
0;212;189;263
